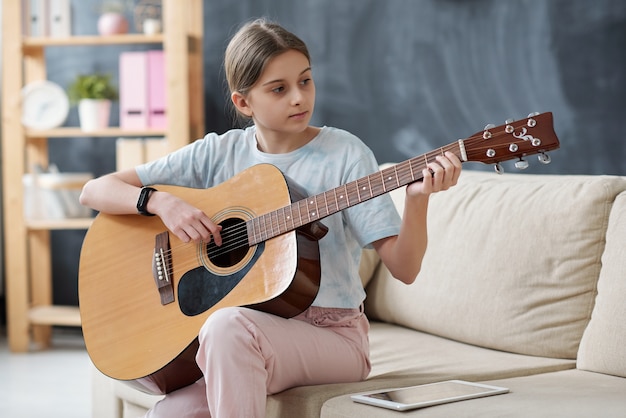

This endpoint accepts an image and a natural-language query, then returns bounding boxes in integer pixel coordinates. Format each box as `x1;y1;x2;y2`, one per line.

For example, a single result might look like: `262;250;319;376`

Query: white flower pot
78;99;111;132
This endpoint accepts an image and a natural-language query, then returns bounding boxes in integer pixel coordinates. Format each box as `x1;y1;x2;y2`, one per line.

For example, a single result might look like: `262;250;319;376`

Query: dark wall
199;0;626;175
43;0;625;305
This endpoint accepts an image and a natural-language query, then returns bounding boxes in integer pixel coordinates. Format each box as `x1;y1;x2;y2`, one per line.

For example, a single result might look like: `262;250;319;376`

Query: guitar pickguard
177;242;265;316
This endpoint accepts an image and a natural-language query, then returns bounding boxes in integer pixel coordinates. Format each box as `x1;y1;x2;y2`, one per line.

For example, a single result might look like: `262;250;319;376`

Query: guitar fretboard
247;141;465;245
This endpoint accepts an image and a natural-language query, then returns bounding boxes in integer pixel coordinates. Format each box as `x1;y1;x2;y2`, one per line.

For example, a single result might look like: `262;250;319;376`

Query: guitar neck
247;140;466;245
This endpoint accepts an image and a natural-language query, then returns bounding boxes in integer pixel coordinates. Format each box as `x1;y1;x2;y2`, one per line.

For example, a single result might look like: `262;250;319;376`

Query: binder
48;0;71;37
119;51;149;130
147;50;167;129
27;0;48;37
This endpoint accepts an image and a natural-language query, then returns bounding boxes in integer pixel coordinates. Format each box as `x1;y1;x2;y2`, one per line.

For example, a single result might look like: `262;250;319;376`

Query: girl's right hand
150;191;222;245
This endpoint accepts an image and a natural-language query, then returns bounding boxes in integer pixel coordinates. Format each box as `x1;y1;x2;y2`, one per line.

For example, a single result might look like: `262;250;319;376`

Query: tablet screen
351;380;509;411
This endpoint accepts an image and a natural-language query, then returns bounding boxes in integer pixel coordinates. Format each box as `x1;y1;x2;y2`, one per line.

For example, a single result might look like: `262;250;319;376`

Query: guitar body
79;164;323;394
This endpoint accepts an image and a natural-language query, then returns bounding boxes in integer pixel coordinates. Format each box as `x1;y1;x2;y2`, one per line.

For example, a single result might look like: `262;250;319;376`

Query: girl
80;18;462;418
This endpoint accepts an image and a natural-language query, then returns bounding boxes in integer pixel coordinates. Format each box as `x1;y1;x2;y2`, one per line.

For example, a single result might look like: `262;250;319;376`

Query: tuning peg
538;152;552;164
515;158;529;170
494;162;504;174
483;123;495;139
527;112;539;128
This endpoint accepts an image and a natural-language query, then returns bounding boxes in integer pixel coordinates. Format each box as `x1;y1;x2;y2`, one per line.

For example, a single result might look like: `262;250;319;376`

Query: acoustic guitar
79;112;560;394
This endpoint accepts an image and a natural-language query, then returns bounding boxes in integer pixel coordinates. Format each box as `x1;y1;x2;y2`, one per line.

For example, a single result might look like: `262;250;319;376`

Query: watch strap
137;186;157;216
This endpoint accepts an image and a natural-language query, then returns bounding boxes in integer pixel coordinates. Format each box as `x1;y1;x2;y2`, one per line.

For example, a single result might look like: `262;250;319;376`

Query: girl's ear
231;92;253;117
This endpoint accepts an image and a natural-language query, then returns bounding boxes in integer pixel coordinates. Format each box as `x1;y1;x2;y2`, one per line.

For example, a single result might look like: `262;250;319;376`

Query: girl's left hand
406;151;462;197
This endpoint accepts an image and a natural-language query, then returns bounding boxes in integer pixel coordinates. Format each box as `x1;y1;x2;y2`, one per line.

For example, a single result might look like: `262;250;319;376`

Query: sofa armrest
91;362;163;418
92;364;123;418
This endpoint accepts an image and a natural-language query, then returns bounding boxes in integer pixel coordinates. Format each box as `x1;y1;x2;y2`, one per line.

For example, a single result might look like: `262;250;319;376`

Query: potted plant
68;73;118;131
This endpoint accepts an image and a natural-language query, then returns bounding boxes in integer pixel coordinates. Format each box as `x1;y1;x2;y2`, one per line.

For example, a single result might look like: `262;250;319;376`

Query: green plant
67;73;118;104
99;0;132;14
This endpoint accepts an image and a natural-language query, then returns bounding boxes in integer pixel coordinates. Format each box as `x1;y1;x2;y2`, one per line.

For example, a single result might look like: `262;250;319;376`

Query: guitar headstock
462;112;560;173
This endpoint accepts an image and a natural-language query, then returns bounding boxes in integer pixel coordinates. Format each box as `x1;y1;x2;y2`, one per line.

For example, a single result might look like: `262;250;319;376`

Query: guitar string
154;128;549;268
157;132;543;268
202;129;549;260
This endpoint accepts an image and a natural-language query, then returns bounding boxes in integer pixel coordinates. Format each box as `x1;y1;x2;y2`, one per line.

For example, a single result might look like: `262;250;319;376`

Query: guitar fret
297;199;309;227
325;190;339;216
329;189;340;212
371;172;384;196
366;175;375;198
339;184;349;210
320;191;330;218
275;210;282;235
356;177;371;201
249;217;258;244
308;197;318;220
259;214;268;241
247;219;254;244
270;210;278;237
284;205;294;232
397;161;413;184
378;171;387;193
265;213;273;241
278;206;287;235
265;212;272;239
345;181;358;206
257;217;264;243
254;217;263;242
382;168;397;190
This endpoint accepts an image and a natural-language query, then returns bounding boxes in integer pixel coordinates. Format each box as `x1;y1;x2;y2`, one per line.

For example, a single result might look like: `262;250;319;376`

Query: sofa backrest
577;191;626;377
365;170;626;359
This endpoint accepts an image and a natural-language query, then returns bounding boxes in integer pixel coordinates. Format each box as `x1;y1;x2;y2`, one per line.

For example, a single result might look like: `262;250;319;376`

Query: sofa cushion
358;248;380;288
267;321;575;417
366;171;626;359
577;191;626;377
321;369;626;418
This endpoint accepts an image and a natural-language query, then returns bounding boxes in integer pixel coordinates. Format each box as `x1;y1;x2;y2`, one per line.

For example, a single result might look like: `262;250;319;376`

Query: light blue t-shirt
136;126;402;308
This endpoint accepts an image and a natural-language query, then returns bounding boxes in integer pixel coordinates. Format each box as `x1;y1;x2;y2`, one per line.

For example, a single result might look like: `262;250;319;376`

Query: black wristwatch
136;186;157;216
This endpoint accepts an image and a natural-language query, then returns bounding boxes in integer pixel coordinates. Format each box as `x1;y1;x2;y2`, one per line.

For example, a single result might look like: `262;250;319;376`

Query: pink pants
145;305;371;418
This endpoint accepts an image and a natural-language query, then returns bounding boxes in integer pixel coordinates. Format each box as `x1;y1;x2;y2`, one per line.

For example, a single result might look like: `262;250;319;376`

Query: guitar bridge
153;231;174;305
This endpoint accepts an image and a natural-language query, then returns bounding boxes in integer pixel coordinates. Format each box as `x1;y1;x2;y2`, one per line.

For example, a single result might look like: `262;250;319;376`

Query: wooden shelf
27;127;167;138
2;0;205;352
26;218;94;230
29;306;81;327
23;33;164;48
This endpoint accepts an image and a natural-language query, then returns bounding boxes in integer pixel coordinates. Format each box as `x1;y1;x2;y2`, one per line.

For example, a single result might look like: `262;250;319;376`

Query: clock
21;80;70;130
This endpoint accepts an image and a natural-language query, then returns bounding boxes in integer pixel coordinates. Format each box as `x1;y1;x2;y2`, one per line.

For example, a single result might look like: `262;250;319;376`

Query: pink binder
119;51;149;130
147;50;167;130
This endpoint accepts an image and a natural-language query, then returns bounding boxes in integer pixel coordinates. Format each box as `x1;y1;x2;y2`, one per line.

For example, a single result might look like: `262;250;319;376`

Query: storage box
23;172;93;219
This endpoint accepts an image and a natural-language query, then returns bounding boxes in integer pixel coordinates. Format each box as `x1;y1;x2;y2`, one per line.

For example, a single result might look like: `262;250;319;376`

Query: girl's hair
224;18;311;98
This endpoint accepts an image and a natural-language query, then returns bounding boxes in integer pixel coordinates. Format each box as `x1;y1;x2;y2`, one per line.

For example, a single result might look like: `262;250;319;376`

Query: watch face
21;80;70;130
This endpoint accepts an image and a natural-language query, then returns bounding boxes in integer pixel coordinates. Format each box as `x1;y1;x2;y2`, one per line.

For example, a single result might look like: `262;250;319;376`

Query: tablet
351;380;509;411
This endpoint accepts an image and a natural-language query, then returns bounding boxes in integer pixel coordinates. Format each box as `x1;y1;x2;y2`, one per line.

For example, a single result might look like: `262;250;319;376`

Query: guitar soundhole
207;217;249;268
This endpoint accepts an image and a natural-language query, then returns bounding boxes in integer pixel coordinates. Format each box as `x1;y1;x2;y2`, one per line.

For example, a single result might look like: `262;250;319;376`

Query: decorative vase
78;99;112;131
97;12;129;35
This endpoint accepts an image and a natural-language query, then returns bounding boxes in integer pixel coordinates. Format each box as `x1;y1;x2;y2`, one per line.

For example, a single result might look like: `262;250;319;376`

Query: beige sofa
92;169;626;417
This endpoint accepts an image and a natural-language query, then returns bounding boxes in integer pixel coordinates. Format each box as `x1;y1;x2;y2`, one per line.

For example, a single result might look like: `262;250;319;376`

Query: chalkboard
43;0;626;305
199;0;626;175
